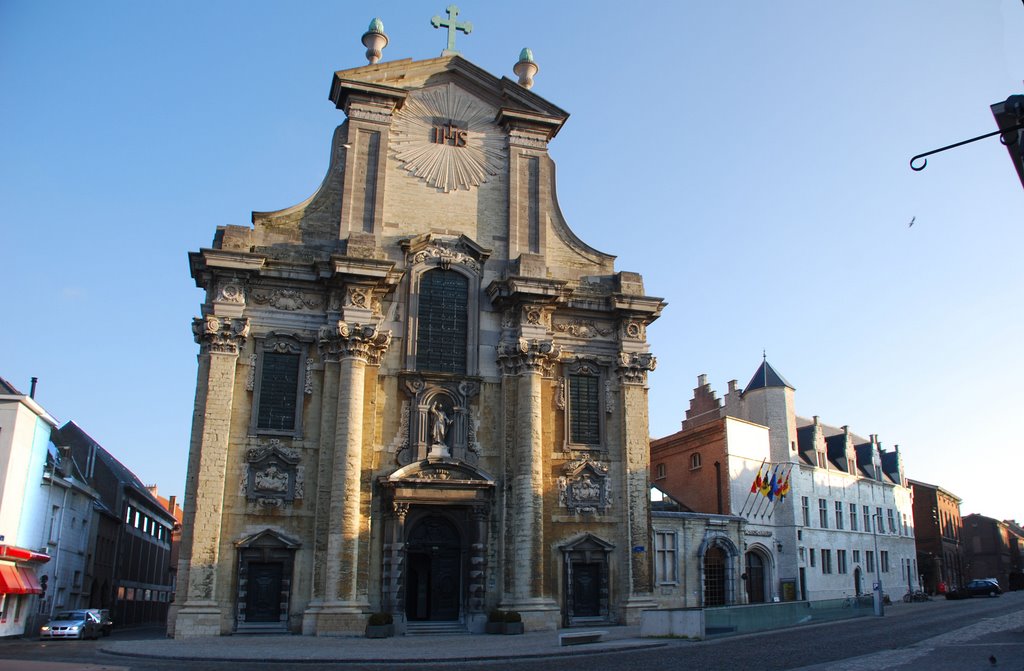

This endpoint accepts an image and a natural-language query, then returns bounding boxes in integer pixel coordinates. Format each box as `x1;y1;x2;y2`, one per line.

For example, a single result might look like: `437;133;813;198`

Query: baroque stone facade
171;39;664;638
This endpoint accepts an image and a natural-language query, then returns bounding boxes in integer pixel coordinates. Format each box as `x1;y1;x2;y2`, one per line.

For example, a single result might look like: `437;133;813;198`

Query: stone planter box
502;622;524;635
365;623;395;638
485;622;503;634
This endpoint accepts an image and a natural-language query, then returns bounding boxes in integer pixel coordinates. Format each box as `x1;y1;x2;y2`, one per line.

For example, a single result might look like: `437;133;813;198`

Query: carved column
382;502;408;617
173;316;248;638
616;351;657;619
468;504;488;614
497;338;559;604
318;321;391;626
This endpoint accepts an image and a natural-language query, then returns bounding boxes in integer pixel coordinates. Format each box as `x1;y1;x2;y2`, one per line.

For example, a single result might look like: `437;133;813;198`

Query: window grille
569;373;600;445
256;352;300;431
416;269;468;373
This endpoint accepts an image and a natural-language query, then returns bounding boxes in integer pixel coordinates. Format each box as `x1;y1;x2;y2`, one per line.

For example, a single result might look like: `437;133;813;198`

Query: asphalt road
0;592;1020;671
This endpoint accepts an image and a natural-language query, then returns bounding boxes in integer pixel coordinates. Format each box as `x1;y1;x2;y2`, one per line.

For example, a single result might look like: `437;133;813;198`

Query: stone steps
404;620;468;636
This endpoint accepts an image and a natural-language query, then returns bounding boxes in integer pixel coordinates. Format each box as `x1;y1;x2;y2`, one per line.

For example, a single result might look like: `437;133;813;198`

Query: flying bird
908;216;916;228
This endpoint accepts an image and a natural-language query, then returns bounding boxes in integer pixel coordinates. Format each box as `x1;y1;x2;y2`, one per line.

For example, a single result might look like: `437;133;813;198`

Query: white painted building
651;361;918;604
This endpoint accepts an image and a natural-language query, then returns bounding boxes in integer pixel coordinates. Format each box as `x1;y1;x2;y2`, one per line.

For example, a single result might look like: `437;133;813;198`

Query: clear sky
3;2;1022;521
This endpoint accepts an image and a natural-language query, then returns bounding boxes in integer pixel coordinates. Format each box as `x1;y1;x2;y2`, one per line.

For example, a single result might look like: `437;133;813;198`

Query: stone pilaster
314;321;391;634
616;350;659;623
172;316;249;639
496;338;561;629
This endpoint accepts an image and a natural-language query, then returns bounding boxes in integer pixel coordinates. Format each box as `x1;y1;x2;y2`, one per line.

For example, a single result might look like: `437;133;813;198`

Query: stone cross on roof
431;5;472;55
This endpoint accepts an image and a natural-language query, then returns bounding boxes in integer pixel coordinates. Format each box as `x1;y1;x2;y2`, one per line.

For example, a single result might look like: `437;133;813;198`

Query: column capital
496;338;560;376
318;321;392;365
192;316;250;355
617;351;656;386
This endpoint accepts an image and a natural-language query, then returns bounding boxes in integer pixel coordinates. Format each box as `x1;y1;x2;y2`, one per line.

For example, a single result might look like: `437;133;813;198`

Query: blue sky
3;2;1022;520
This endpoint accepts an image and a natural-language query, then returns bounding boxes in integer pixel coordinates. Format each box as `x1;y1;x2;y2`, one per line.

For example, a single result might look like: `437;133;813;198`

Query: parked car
945;579;1002;599
39;610;102;640
85;608;113;636
964;579;1002;597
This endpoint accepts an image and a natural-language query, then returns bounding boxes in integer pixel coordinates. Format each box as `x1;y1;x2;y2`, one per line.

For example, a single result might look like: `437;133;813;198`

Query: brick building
962;514;1024;591
172;17;664;638
908;479;964;593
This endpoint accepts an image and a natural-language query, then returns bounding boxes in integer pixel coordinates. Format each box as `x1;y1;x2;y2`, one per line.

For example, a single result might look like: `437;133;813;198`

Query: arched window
704;546;726;607
416;269;468;374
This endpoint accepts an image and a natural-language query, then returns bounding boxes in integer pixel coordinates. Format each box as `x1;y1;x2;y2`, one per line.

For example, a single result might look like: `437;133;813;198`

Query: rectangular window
416;269;469;374
876;507;884;533
48;506;60;543
654;531;678;584
903;513;910;537
881;551;890;573
835;501;844;530
568;374;600;445
809;548;816;567
821;549;832;574
887;509;896;533
256;351;301;431
837;549;848;574
819;499;828;528
853;550;860;564
863;505;871;533
802;497;810;527
866;550;875;573
655;463;666;479
849;503;858;531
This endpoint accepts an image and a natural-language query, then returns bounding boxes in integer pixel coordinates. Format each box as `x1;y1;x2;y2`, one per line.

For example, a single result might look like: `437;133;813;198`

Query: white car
39;610;102;640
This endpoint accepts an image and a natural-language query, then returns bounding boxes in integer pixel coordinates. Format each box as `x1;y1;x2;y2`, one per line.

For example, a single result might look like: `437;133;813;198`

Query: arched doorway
404;515;463;621
854;567;863;596
745;551;767;603
704;546;727;606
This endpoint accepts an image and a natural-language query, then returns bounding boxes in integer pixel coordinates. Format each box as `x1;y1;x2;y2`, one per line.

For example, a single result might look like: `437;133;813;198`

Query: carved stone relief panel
250;286;324;312
554;319;613;339
242;439;304;507
558;456;611;515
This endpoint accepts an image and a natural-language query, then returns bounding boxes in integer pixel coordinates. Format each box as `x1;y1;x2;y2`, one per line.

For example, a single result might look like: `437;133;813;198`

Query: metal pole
872;513;884;616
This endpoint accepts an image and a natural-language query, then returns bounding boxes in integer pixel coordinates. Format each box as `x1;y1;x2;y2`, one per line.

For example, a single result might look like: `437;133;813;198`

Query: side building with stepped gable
651;360;918;605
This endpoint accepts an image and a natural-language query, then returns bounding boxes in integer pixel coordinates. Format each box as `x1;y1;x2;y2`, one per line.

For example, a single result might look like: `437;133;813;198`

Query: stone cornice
318;321;392;365
189;249;266;287
193;316;250;355
496;338;561;376
486;276;567;308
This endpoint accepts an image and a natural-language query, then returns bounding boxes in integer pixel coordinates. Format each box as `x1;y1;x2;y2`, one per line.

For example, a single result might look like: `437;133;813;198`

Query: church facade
170;24;664;638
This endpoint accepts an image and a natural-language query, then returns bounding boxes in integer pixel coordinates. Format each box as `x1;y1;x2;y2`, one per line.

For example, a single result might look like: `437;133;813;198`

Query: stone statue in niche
397;374;480;465
430;402;452;447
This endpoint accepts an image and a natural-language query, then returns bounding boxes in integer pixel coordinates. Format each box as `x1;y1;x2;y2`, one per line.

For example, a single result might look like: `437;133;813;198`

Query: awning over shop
0;564;43;595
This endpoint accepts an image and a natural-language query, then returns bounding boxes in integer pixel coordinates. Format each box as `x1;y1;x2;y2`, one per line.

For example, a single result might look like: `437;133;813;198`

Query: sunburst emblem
392;83;506;193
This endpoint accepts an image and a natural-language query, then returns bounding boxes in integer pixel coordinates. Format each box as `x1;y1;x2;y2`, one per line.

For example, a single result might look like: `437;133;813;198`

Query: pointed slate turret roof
743;358;794;394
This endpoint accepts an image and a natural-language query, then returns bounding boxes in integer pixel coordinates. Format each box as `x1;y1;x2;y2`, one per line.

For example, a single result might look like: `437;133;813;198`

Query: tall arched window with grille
415;269;468;374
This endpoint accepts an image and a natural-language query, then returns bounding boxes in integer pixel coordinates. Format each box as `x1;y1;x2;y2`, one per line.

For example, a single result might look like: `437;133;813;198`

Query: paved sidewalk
101;625;666;663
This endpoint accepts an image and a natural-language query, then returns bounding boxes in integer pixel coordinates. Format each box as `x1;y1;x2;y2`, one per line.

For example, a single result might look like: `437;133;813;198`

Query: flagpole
739;459;767;517
766;465;792;520
752;466;774;518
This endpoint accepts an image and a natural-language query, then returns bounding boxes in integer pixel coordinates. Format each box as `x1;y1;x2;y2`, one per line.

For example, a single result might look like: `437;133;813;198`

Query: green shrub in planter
365;612;394;638
486;610;505;634
368;612;393;626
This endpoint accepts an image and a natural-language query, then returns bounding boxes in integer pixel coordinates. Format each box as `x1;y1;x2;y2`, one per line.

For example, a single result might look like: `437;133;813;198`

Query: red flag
750;467;763;494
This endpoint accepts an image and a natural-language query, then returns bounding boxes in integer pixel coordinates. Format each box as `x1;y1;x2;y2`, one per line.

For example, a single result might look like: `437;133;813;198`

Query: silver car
39;610;102;640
